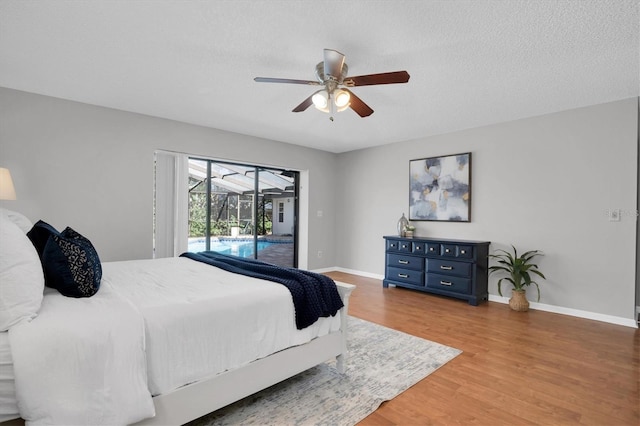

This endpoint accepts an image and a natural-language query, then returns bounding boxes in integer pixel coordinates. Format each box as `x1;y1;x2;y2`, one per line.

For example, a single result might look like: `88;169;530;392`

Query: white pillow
0;214;44;331
0;208;33;233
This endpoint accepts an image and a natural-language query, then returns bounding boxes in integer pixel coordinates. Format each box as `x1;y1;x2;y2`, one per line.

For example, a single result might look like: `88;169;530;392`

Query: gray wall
637;97;640;311
1;87;637;322
0;88;337;269
336;98;638;321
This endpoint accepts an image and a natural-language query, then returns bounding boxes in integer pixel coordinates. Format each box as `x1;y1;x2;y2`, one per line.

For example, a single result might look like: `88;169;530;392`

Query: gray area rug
188;316;461;426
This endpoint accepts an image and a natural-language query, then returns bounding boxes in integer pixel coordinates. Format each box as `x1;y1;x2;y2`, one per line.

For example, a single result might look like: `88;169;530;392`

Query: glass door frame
189;157;299;267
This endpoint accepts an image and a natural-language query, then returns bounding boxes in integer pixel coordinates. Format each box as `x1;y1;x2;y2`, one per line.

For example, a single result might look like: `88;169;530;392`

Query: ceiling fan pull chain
329;92;335;121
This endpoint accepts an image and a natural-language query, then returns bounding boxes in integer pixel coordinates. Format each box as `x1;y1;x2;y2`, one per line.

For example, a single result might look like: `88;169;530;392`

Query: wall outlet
317;250;323;258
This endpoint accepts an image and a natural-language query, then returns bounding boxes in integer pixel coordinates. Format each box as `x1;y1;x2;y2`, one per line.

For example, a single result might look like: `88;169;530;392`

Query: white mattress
0;331;18;422
103;257;341;396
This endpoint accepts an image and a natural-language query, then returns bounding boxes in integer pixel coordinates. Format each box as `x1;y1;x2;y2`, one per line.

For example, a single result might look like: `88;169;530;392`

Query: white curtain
154;151;189;258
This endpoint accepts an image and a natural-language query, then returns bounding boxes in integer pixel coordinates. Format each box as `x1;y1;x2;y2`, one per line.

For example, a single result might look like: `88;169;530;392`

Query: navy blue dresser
383;236;490;305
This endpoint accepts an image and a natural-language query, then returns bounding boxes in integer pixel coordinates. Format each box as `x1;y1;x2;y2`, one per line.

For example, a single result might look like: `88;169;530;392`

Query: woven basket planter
509;290;530;312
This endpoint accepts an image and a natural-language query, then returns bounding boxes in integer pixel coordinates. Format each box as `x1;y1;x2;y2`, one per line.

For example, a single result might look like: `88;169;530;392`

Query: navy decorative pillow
28;221;102;298
26;220;60;258
42;227;102;298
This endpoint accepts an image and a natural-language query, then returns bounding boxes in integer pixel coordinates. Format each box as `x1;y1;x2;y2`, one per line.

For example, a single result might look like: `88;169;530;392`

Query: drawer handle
440;280;453;286
440;265;453;270
398;273;409;278
398;260;409;264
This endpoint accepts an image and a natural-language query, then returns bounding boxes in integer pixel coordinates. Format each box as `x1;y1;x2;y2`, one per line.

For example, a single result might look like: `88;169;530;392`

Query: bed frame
134;281;355;426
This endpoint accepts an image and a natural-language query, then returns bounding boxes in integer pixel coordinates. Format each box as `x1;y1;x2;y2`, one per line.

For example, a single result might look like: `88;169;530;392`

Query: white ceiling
0;0;638;153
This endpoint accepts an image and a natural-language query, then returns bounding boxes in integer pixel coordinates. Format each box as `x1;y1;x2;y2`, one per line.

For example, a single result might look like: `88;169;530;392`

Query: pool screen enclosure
187;158;298;268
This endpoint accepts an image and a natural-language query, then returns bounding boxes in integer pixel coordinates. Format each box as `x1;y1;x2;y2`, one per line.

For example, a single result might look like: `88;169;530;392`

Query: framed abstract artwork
409;152;471;222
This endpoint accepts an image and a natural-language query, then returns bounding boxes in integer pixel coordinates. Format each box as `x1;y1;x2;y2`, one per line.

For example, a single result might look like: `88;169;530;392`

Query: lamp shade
0;168;17;200
334;89;350;108
311;90;329;109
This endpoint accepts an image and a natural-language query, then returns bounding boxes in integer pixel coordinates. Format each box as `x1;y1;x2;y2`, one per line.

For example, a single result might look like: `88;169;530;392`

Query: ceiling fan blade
343;70;410;87
254;77;320;86
292;95;314;113
323;49;345;79
344;89;374;117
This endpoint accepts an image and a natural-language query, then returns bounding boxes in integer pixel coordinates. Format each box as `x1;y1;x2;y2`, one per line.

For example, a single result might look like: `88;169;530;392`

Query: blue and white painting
409;153;471;222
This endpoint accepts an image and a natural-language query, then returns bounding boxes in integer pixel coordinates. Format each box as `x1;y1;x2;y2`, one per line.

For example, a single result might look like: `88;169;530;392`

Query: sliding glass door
187;158;298;268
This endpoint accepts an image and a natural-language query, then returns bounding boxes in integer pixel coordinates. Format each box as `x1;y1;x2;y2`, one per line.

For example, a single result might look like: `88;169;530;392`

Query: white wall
0;88;338;269
336;98;638;322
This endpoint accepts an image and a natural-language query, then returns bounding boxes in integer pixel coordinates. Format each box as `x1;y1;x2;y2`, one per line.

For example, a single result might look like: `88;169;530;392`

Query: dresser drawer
387;254;423;271
427;258;472;278
397;240;412;252
426;273;470;294
411;242;426;254
456;245;473;259
441;244;457;257
387;267;424;286
386;239;402;251
425;243;440;255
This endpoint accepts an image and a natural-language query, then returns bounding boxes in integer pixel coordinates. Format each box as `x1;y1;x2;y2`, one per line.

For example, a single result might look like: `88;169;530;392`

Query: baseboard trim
314;267;638;329
311;266;385;280
334;267;385;280
488;295;638;328
311;267;340;274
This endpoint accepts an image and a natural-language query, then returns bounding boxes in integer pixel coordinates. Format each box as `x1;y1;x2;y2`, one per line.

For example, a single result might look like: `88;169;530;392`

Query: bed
0;209;355;425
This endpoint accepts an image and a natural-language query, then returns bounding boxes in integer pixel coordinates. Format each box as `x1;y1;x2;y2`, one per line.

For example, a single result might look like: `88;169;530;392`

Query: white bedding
0;332;18;423
103;257;340;396
8;286;155;425
6;256;341;425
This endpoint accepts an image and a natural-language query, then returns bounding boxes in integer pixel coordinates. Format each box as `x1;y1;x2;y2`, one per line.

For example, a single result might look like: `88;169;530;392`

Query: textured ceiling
0;0;638;153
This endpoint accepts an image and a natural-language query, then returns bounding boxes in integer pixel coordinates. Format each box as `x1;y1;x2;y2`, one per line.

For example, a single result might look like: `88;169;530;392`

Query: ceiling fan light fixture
334;89;350;108
255;48;409;118
333;89;350;112
312;90;329;110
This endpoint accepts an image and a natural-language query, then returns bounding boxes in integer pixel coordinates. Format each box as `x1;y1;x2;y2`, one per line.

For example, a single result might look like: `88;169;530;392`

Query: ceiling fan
254;49;410;119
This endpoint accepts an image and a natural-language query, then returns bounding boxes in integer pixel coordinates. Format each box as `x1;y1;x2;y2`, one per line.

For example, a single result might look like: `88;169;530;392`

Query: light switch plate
608;209;621;222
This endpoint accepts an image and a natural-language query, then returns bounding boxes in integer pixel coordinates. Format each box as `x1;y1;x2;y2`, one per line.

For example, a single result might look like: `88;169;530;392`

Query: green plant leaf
489;244;546;295
531;282;541;301
497;278;514;296
488;266;511;274
529;269;546;279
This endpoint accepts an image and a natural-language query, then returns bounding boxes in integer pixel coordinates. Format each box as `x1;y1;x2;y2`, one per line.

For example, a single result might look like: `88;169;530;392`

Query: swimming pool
188;239;273;257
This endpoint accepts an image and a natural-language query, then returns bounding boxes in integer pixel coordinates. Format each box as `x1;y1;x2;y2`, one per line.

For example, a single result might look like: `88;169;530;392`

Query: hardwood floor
325;271;640;426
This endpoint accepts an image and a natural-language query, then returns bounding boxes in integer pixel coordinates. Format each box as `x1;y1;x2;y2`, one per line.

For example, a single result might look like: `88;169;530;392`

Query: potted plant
404;224;416;237
488;245;546;312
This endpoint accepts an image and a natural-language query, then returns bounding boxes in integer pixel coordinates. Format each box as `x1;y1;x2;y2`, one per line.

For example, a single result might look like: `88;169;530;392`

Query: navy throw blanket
181;251;344;330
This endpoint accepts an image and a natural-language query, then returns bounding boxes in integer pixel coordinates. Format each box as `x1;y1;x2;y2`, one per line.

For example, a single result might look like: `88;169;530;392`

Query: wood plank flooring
325;271;640;426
